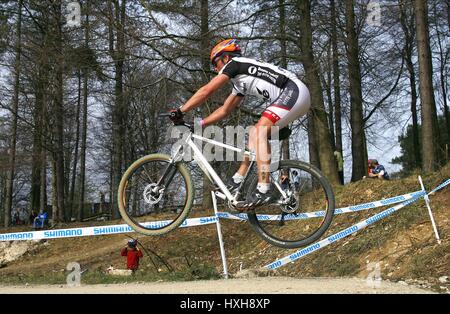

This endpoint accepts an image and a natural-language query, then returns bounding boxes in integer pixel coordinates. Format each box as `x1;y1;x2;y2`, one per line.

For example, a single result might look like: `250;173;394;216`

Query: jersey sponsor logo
242;82;247;93
256;87;270;99
243;62;282;85
255;66;279;84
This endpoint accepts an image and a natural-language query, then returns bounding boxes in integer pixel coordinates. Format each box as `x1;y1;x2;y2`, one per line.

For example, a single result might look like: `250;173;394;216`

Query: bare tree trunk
39;81;48;215
345;0;366;181
297;0;339;184
40;150;47;216
0;173;5;225
4;0;22;227
70;72;81;221
64;133;72;211
323;46;335;150
51;157;58;222
447;0;450;31
331;0;343;155
433;3;450;151
414;0;439;171
110;0;127;219
307;113;320;168
200;0;213;210
54;2;65;222
279;0;290;160
78;1;91;221
400;0;421;169
109;150;113;219
31;117;42;214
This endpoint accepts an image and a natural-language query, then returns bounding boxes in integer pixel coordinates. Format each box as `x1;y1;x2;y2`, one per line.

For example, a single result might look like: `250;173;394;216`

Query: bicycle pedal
234;201;246;208
234;201;256;211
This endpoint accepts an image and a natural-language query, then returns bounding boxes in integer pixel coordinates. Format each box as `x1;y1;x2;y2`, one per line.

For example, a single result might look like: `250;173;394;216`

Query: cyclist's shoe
238;188;275;210
227;178;241;194
214;178;241;194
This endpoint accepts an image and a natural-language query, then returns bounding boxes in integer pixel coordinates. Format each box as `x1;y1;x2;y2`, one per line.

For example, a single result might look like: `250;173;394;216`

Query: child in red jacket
121;239;143;272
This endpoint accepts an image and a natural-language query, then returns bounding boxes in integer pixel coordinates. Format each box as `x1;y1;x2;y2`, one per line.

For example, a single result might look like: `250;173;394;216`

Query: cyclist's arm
180;74;230;113
202;93;243;127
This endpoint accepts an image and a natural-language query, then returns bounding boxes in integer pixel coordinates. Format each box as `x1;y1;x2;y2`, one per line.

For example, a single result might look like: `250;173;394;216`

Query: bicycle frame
169;130;287;206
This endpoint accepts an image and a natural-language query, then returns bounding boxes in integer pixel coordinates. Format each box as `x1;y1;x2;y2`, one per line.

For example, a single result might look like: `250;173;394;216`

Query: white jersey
218;57;299;103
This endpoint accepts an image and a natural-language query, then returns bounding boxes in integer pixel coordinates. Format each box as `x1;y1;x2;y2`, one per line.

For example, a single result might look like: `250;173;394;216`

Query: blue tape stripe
428;178;450;195
2;180;448;243
218;190;424;221
263;191;426;270
0;215;218;242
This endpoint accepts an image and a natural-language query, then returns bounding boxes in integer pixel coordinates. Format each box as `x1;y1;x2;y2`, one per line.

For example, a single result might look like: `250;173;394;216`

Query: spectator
18;208;27;225
12;210;19;226
280;170;300;191
367;159;373;177
29;210;37;225
33;210;48;229
121;239;143;272
280;173;290;191
366;159;390;180
291;170;300;190
334;150;344;185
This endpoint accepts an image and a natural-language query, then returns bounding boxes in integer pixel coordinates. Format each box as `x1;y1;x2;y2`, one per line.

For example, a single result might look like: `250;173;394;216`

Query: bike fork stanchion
211;191;229;279
418;176;441;245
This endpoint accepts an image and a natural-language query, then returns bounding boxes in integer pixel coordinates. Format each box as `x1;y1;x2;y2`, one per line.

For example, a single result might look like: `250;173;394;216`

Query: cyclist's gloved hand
169;108;184;125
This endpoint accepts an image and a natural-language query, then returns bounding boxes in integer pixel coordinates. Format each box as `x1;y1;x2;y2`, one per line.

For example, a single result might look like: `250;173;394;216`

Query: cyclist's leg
237;118;273;208
239;80;310;207
235;119;272;180
248;117;272;185
236;155;250;176
236;79;310;195
262;79;311;129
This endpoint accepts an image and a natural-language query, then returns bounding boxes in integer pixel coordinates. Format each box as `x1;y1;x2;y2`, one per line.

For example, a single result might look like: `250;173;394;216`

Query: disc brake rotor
143;183;164;205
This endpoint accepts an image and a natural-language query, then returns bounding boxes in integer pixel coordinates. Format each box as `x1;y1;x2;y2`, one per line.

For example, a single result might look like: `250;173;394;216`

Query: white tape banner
1;179;448;243
0;216;217;242
263;191;427;270
217;190;425;221
428;178;450;195
263;178;450;270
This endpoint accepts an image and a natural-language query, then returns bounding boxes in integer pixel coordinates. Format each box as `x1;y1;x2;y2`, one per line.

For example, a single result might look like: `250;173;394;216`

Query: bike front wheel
246;160;335;249
118;153;194;236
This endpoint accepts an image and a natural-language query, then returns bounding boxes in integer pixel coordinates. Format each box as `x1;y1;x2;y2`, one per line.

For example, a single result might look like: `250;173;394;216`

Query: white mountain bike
118;114;335;249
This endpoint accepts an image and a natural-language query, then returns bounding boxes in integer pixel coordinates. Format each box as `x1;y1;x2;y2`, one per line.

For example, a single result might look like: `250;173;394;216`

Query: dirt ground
0;277;434;294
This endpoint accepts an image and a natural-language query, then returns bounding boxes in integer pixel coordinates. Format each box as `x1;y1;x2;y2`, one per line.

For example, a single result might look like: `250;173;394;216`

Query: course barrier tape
0;215;217;242
428;178;450;195
0;180;448;243
217;190;425;222
263;178;450;270
263;191;426;270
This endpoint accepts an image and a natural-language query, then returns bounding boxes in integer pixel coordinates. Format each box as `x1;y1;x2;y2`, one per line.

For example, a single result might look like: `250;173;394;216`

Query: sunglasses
212;55;226;70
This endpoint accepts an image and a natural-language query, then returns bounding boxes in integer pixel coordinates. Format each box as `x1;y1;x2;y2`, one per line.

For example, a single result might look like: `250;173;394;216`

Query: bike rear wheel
246;160;335;249
118;153;194;236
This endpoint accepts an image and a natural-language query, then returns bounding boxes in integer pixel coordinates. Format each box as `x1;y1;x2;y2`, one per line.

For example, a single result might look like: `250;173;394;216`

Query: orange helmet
210;39;241;65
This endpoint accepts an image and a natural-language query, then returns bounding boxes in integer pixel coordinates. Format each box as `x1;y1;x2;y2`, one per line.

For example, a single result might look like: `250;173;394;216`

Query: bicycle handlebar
158;112;194;132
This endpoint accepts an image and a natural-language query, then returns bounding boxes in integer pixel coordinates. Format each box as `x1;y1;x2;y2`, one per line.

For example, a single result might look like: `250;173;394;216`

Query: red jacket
121;247;143;270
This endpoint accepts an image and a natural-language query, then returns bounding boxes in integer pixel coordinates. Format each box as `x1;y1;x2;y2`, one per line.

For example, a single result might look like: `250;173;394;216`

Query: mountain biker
169;39;311;208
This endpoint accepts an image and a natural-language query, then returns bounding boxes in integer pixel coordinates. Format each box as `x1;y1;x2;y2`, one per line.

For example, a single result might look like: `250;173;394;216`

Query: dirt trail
0;277;433;294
